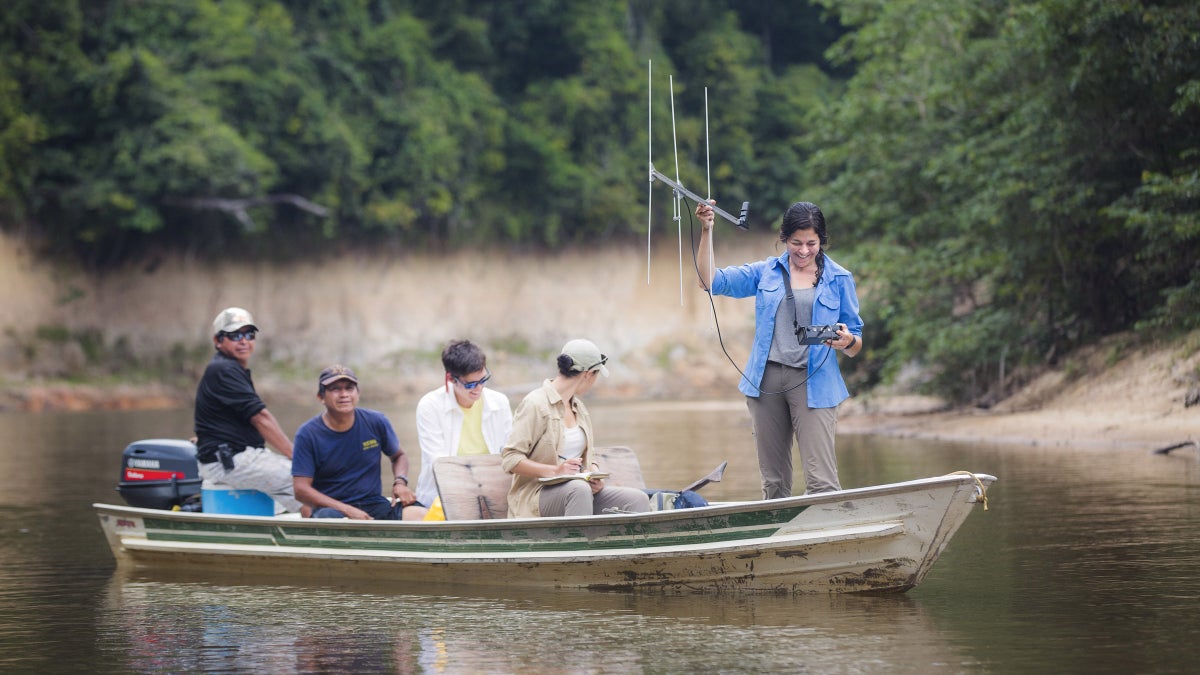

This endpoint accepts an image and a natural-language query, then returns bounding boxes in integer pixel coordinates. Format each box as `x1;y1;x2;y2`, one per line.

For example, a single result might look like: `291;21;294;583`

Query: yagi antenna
671;75;683;304
647;60;653;285
645;65;764;391
646;63;750;298
705;86;711;201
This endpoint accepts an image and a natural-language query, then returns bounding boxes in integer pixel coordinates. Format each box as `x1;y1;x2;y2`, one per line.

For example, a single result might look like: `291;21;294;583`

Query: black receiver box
796;324;839;345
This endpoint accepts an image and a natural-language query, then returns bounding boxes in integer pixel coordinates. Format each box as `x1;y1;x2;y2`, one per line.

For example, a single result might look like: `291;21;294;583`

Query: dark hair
781;201;827;245
556;353;582;377
442;339;486;377
780;201;828;285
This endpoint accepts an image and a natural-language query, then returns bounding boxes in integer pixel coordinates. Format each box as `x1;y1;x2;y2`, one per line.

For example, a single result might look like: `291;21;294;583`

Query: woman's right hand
557;457;584;475
695;200;716;231
695;200;718;290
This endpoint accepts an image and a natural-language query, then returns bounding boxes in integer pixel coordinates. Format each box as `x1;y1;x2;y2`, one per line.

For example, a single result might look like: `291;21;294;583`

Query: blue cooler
201;480;276;516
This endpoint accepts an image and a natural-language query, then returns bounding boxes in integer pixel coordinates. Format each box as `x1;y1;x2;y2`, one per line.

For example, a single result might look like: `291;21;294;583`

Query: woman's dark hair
781;201;827;245
780;201;828;285
557;353;582;377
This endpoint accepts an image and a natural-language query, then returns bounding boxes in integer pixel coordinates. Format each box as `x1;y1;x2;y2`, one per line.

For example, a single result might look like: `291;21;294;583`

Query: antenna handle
650;165;749;231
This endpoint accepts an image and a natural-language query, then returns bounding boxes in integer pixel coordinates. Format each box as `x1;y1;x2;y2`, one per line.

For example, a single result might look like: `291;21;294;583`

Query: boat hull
95;472;994;594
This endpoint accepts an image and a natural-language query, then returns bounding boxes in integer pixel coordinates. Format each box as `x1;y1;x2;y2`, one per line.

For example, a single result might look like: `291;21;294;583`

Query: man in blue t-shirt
292;365;427;520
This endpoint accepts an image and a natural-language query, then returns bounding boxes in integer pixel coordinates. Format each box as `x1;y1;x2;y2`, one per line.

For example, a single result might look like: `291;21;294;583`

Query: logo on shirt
362;439;379;451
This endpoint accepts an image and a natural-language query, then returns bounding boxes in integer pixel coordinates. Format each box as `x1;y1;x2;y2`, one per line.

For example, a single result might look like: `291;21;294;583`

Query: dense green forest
1;0;1197;403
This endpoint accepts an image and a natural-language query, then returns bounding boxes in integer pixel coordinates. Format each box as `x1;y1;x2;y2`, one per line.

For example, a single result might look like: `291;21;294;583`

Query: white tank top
560;424;586;459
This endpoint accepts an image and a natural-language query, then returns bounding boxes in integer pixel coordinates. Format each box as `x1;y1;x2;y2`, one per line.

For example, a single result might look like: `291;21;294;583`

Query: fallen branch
1152;440;1198;455
166;194;330;229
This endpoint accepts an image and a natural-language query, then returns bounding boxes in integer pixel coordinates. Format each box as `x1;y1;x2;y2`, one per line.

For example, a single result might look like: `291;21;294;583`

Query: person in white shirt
414;340;513;508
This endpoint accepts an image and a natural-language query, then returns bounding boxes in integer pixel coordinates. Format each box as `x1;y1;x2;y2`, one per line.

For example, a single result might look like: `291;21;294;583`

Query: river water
1;399;1197;673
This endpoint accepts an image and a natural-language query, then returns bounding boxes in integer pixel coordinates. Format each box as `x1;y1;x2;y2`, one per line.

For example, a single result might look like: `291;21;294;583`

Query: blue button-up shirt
710;252;863;406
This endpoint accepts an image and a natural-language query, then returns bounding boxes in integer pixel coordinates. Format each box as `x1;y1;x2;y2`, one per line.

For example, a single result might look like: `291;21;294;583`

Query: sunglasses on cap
453;369;492;390
222;331;257;342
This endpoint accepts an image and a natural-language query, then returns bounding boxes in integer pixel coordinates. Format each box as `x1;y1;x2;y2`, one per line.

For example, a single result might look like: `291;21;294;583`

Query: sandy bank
838;332;1200;451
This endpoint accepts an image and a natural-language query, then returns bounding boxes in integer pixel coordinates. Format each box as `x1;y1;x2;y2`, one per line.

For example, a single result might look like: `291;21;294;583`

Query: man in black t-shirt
194;307;303;514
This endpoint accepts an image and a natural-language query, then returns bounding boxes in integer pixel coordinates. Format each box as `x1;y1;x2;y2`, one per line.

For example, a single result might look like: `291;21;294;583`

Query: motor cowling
116;439;202;510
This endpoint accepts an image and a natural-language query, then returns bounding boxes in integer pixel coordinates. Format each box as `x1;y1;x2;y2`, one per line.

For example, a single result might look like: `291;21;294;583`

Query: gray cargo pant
746;361;841;499
197;445;303;514
538;480;651;517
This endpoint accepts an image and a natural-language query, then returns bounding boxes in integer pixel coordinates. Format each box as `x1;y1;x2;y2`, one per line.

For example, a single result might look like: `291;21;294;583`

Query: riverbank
2;233;1197;450
839;331;1200;451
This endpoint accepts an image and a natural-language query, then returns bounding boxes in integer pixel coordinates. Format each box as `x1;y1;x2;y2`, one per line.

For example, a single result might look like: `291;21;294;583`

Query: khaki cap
561;339;609;377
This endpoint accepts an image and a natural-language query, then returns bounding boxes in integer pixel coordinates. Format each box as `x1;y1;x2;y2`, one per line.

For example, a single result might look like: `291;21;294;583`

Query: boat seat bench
432;446;646;521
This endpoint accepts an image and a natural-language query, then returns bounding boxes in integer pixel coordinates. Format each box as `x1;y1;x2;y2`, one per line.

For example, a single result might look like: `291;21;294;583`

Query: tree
1;0;849;257
807;0;1200;400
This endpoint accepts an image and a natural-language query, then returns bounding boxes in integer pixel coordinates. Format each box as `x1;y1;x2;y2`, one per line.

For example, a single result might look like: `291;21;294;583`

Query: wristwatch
393;475;408;485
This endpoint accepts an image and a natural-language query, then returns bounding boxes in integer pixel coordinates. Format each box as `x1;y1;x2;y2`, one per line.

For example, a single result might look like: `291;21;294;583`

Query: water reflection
101;570;976;673
1;402;1198;672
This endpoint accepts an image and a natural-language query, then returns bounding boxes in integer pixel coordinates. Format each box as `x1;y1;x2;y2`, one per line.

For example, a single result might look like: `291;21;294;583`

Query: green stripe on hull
140;505;809;553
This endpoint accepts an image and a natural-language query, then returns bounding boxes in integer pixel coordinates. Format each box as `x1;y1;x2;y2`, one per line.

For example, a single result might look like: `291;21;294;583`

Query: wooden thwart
433;446;647;521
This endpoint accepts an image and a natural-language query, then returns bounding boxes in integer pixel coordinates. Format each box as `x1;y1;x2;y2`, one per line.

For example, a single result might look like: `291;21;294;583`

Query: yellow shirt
457;400;489;456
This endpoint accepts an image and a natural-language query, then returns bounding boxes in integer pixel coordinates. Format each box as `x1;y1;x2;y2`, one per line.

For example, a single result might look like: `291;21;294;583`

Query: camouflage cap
212;307;258;336
318;364;359;387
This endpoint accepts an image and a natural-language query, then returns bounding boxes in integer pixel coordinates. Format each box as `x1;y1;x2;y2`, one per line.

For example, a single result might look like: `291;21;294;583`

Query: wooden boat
95;463;994;594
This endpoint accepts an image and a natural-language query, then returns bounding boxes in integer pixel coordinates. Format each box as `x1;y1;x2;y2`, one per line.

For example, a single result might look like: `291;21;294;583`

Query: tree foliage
806;0;1200;401
0;0;835;259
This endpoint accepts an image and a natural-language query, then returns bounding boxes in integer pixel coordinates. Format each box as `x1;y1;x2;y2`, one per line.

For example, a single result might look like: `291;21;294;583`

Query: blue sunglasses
453;369;492;390
222;331;257;342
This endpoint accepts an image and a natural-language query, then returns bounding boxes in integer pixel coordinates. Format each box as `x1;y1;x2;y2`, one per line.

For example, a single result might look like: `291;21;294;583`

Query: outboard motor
116;439;203;510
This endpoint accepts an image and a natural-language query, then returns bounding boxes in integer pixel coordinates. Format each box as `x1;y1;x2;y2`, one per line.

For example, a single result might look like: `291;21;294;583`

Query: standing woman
501;339;652;518
696;200;864;498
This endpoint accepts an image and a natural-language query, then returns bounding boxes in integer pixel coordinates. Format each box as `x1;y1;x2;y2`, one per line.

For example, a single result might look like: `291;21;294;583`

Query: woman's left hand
827;324;859;354
587;462;603;494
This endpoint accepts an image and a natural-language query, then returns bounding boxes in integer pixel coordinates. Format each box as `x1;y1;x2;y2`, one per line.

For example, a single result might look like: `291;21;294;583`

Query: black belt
199;443;240;471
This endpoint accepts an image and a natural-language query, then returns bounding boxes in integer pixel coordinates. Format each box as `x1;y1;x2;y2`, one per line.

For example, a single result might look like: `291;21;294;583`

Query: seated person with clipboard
500;339;651;518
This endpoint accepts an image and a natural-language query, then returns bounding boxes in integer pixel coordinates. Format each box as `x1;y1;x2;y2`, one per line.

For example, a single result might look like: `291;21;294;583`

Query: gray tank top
769;285;815;368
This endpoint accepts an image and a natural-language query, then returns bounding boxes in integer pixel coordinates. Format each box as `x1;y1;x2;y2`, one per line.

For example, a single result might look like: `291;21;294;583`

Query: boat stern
96;506;147;563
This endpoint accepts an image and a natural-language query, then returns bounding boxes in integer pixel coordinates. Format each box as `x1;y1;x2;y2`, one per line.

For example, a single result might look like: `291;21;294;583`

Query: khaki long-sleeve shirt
500;379;595;518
